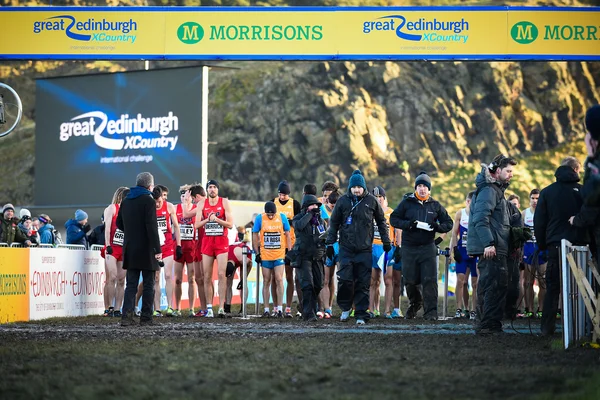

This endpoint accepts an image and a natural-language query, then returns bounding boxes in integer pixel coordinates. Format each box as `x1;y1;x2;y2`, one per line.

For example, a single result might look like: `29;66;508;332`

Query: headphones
488;155;507;173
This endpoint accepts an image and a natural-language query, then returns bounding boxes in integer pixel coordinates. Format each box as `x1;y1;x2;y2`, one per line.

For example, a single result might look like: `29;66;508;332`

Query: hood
555;165;580;183
65;219;81;229
301;194;322;209
127;185;152;199
39;223;54;233
475;164;509;191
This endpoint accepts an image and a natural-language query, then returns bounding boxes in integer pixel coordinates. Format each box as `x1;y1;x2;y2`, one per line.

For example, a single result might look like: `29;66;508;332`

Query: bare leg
202;255;216;307
194;261;206;310
104;256;117;309
174;261;185;310
216;252;229;310
384;266;394;314
163;256;175;309
262;268;273;311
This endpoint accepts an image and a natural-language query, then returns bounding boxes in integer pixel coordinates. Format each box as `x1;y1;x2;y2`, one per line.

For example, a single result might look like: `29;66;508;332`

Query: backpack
51;229;63;246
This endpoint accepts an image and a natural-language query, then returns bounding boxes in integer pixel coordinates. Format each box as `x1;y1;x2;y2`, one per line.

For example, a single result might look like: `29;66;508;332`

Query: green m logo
511;21;538;44
177;22;204;44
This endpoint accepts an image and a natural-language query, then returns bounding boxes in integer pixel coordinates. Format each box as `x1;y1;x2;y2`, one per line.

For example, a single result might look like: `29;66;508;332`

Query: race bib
528;229;536;243
263;232;281;249
461;231;468;248
112;228;124;246
205;222;224;236
180;224;194;241
157;216;167;233
374;223;381;240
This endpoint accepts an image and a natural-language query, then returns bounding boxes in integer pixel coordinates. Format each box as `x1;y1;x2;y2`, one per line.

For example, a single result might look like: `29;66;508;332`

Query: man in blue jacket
65;209;91;248
326;170;391;325
467;155;517;335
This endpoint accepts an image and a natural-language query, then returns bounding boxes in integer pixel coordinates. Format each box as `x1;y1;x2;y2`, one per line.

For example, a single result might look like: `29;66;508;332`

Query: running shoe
218;308;226;318
206;308;214;318
368;311;375;319
276;311;283;318
356;319;366;325
385;313;393;319
103;308;114;317
461;309;469;319
516;310;525;319
285;307;293;318
391;309;403;318
135;310;142;317
172;310;182;317
317;311;325;319
113;310;122;318
470;311;476;320
536;310;543;319
194;310;207;317
374;310;381;318
262;311;270;318
525;311;534;318
188;309;195;318
350;309;355;318
153;310;162;317
296;311;302;318
165;307;175;317
271;311;278;318
556;311;562;319
340;310;351;322
324;309;333;318
454;308;463;319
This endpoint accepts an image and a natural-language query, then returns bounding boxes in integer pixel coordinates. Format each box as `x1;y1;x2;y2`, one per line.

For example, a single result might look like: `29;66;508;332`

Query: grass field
2;299;600;400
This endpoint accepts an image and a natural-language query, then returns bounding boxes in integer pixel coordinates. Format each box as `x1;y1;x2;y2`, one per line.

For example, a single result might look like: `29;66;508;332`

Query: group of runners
99;178;547;321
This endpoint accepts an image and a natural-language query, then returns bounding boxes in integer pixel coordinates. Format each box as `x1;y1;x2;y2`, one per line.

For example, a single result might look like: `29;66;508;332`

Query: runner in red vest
186;184;209;316
102;186;130;317
173;184;197;317
195;179;234;318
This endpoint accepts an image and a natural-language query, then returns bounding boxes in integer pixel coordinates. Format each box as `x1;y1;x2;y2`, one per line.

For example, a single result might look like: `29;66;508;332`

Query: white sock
207;304;212;310
394;308;400;313
264;307;270;313
277;306;283;312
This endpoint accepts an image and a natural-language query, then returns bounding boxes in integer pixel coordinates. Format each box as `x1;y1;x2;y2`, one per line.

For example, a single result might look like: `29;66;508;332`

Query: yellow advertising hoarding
0;6;598;60
0;248;30;323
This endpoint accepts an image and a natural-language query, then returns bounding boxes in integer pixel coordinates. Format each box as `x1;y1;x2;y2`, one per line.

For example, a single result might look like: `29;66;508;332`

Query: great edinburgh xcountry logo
177;22;204;44
33;15;138;43
363;15;470;43
511;21;538;44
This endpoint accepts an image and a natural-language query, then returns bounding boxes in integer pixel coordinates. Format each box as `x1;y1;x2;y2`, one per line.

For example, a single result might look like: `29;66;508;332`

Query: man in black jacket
535;157;589;335
292;194;327;321
390;172;453;320
467;155;517;335
326;170;391;325
570;105;600;263
117;172;162;326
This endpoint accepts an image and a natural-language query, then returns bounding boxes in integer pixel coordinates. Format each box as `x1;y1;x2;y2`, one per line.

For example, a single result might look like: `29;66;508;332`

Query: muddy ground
1;304;600;400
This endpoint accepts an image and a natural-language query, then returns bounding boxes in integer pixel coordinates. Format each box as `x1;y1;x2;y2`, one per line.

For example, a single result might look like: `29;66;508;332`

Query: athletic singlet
259;212;287;261
156;201;172;237
176;203;196;241
524;208;536;243
110;203;124;247
373;208;395;245
275;197;296;245
202;197;227;237
458;208;469;249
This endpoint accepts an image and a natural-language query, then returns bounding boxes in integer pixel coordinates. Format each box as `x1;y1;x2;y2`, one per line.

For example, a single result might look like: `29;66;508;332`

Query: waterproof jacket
534;166;589;249
65;219;88;248
39;223;55;245
326;192;390;252
467;166;511;257
117;186;162;271
390;193;453;246
292;210;326;261
572;153;600;258
0;216;29;245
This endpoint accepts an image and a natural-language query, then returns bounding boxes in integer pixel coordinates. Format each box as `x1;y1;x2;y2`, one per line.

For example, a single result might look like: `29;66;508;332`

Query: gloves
383;243;392;253
255;253;262;264
326;246;335;260
409;220;418;231
434;237;443;246
176;245;183;260
394;247;402;263
539;250;548;264
310;207;321;215
106;245;114;255
453;246;463;263
431;222;441;232
83;224;91;233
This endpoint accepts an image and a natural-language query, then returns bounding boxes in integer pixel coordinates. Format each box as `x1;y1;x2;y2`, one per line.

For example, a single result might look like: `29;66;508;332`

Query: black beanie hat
264;201;277;214
586;105;600;141
415;171;432;190
206;179;219;190
278;180;291;195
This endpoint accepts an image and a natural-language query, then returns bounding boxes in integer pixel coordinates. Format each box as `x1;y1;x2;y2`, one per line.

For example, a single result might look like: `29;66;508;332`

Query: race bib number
205;222;224;236
113;229;124;246
180;224;194;241
157;216;167;233
528;229;536;243
263;232;281;249
461;231;468;248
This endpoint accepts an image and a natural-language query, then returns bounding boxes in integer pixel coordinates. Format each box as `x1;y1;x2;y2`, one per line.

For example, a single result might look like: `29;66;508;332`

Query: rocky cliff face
208;60;599;199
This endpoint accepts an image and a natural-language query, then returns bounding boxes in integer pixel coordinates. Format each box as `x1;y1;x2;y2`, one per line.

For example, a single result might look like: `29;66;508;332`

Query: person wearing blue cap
65;208;91;248
325;170;391;325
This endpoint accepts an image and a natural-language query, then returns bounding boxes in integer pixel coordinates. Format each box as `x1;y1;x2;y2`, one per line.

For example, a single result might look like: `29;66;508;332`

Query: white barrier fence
561;239;600;349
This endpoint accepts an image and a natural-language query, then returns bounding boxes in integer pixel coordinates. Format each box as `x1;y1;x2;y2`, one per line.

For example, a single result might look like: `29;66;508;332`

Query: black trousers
122;269;155;322
402;243;438;319
476;255;508;332
297;257;324;320
505;251;521;319
541;246;561;334
337;249;371;320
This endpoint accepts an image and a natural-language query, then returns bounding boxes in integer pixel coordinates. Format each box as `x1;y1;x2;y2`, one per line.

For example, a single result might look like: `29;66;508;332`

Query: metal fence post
242;246;248;318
